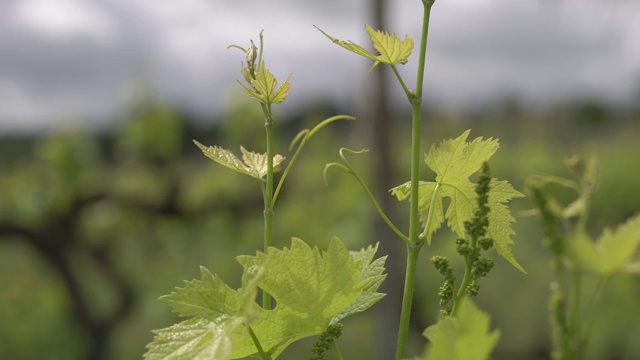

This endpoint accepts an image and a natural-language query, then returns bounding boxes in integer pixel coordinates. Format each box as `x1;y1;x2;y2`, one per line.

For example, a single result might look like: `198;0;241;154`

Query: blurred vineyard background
1;93;639;359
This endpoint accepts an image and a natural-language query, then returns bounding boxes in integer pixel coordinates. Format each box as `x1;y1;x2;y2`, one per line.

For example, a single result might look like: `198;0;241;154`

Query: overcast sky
0;0;639;133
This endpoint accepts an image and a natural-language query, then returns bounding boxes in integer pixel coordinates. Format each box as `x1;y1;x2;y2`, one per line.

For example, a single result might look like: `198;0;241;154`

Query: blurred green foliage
0;97;639;359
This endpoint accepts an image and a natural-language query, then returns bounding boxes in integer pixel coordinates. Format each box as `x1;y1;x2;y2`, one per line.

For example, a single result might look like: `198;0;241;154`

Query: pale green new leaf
316;25;413;71
366;25;414;68
390;130;525;273
232;237;385;358
570;214;640;275
419;300;500;360
194;140;285;180
239;146;285;178
240;61;292;105
144;318;233;360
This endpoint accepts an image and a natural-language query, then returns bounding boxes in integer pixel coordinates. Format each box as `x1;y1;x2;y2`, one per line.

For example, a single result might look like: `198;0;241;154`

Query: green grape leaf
193;140;285;180
240;61;292;104
144;318;234;360
160;266;261;321
145;237;386;359
316;25;413;72
334;243;387;323
419;300;500;360
390;130;526;273
232;237;385;358
570;214;640;275
144;266;264;360
486;179;526;273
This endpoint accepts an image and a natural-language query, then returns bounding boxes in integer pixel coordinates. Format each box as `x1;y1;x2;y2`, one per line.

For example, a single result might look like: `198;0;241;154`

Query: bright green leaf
570;214;640;275
366;25;413;66
161;267;247;320
425;130;499;182
271;74;292;104
240;61;292;105
144;265;264;360
193;140;285;180
390;130;526;273
334;243;387;323
485;179;526;273
232;237;386;358
316;25;413;72
146;237;386;359
420;300;500;360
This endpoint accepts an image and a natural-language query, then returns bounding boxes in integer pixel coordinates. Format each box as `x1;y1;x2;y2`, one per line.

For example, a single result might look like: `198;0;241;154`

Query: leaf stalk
262;104;274;310
326;148;409;243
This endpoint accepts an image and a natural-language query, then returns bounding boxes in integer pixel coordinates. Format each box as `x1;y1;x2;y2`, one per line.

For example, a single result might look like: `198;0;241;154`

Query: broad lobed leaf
161;267;247;320
334;243;387;322
145;237;386;359
425;130;499;183
418;300;500;360
390;130;526;273
194;140;285;180
316;25;413;71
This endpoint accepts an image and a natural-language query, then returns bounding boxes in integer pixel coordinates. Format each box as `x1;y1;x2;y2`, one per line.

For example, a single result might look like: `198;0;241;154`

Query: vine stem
395;1;434;358
263;103;274;310
451;257;472;316
395;242;423;359
331;339;345;360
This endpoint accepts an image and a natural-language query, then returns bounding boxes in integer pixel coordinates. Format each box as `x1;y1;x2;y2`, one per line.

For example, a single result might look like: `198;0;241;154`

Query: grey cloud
0;0;638;132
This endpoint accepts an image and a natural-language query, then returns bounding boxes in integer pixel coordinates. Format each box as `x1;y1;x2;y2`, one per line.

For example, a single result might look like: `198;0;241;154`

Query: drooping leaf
570;214;640;275
145;237;386;359
316;25;413;72
193;140;285;180
240;61;292;105
390;130;526;273
419;300;500;360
